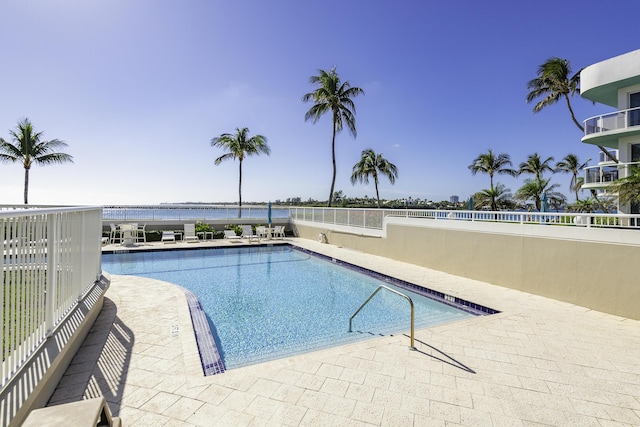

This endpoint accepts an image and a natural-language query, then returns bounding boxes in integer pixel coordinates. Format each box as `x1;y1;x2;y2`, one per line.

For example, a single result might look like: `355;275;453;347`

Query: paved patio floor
48;238;640;426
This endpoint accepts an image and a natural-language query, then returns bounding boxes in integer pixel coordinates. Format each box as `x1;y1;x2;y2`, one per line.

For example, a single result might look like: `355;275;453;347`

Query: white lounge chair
223;230;241;241
183;224;199;243
241;225;258;242
256;226;267;240
161;231;176;244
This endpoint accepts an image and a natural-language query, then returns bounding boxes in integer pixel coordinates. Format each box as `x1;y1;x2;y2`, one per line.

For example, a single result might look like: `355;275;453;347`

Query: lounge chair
183;224;199;243
109;223;121;245
241;225;258;242
223;230;241;241
161;231;176;244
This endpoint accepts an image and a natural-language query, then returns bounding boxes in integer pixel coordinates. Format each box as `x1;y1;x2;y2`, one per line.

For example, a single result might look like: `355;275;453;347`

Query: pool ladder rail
348;285;416;350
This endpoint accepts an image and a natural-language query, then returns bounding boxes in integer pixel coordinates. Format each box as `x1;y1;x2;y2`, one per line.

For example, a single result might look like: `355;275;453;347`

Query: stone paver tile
296;372;326;391
270;401;308;426
363;371;391;389
299;408;361;427
296;389;329;411
316;363;344;379
388;376;417;395
459;406;493;426
322;393;356;418
414;414;445;426
270;368;303;385
195;383;234;405
268;383;303;404
219;389;257;412
215;408;255;426
471;393;505;415
162;396;205;421
399;395;430;417
186;402;226;426
130;410;173;427
244;395;279;420
338;367;367;384
430;400;461;424
352;400;384;425
119;386;158;408
345;382;375;403
139;391;181;414
247;378;282;398
380;407;414;426
319;377;350;397
490;413;525;427
371;388;402;409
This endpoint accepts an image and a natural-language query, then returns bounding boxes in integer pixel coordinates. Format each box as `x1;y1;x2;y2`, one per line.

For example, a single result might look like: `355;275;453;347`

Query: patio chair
183;224;199;243
223;230;241;241
273;225;285;239
256;226;267;240
109;223;121;245
135;223;147;243
241;225;258;242
161;231;176;244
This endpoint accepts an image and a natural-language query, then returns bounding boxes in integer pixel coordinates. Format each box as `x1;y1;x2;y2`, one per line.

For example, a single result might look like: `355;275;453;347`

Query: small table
197;231;214;241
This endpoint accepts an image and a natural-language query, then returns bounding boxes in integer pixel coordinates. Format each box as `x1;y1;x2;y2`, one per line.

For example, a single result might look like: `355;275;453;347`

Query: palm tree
0;118;73;204
473;183;516;211
210;127;270;218
515;178;563;211
302;67;364;207
608;165;640;207
468;150;516;210
518;153;555;181
526;57;617;163
555;154;590;202
350;149;398;208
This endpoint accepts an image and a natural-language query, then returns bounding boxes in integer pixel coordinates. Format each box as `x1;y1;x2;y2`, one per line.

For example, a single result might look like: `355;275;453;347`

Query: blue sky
1;0;638;206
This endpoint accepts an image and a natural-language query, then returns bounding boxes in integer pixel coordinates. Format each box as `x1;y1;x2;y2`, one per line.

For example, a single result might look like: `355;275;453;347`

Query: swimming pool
102;245;495;372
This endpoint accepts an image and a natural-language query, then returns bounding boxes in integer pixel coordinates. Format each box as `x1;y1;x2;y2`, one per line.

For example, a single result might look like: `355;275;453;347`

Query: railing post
45;214;58;337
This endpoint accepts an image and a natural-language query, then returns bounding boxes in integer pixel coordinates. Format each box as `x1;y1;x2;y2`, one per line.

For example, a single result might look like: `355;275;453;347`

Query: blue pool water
102;246;483;370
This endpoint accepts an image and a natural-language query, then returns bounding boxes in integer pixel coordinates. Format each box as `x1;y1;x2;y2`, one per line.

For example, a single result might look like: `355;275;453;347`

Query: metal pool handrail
348;285;416;350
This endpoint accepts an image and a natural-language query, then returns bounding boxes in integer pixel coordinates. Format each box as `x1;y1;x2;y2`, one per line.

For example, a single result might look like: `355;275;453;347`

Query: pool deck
47;238;640;426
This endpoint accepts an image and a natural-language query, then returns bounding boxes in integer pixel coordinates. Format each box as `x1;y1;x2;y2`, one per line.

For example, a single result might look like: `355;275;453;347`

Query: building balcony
583;161;639;189
582;107;640;148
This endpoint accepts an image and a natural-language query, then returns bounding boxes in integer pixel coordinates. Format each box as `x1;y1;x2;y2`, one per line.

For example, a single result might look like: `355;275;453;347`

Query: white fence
1;206;103;388
290;207;640;230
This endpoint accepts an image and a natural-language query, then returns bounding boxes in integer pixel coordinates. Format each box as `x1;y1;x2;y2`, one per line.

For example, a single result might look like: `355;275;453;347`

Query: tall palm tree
302;67;364;207
468;150;516;210
518;153;555;181
0;118;73;204
526;57;617;163
555;153;590;202
350;148;398;208
210;127;270;218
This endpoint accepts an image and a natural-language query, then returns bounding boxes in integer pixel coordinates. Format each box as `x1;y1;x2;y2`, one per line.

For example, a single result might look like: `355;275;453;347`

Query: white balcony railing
291;207;640;230
1;206;103;388
583;161;640;186
584;106;640;136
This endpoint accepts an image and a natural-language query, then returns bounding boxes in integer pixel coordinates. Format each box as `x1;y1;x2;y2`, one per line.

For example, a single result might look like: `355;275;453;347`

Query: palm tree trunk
566;95;618;163
327;119;337;207
238;160;243;218
374;176;380;208
23;167;29;205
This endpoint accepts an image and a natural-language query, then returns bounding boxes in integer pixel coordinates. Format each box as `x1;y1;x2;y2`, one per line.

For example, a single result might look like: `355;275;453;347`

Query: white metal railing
290;207;640;230
584;106;640;136
583;161;640;186
1;206;103;388
101;204;291;222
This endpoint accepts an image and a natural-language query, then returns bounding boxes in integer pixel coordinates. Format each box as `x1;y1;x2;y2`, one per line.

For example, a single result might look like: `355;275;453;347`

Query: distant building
450;195;459;203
